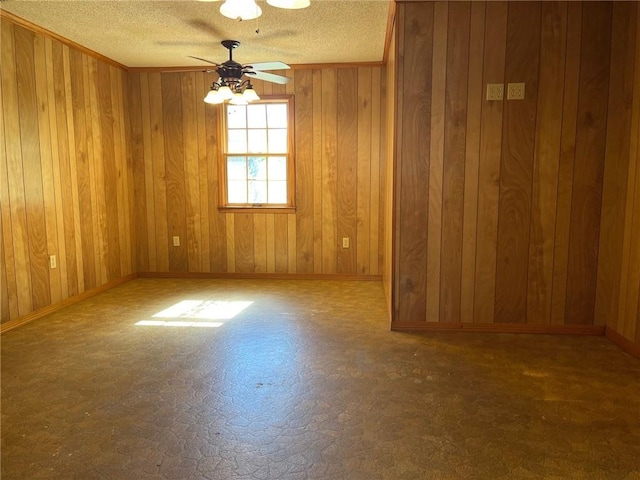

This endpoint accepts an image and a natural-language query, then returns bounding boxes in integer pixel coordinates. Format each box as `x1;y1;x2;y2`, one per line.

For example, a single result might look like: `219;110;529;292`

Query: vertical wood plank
474;1;508;324
253;213;267;272
15;26;51;309
595;1;637;327
149;73;169;271
97;61;121;281
426;1;447;322
195;73;211;271
162;73;188;272
527;2;567;325
266;213;275;273
127;72;150;271
87;56;107;286
494;2;541;324
226;213;235;273
312;69;323;273
565;2;612;325
45;37;69;298
460;1;485;323
205;101;226;272
551;2;582;325
369;66;382;276
181;72;202;272
336;68;358;274
274;214;288;273
139;73;157;271
234;213;254;273
287;213;296;273
440;1;470;323
0;65;20;320
69;48;96;290
396;2;433;323
62;46;86;291
294;69;314;273
2;22;34;315
357;67;372;275
321;69;338;273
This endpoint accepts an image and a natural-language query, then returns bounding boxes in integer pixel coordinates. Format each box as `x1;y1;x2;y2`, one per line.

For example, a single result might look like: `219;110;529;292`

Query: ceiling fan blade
188;55;219;66
248;70;291;85
244;61;290;71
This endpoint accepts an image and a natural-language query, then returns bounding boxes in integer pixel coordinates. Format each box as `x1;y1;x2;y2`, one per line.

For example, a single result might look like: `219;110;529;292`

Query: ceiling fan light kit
214;0;310;21
266;0;310;10
198;40;290;105
219;0;262;21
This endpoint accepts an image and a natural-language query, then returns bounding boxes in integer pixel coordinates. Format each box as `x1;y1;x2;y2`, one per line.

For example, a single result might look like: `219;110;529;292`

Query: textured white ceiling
1;0;391;68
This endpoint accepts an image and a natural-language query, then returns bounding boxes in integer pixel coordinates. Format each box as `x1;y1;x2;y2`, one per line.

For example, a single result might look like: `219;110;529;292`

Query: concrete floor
1;278;639;480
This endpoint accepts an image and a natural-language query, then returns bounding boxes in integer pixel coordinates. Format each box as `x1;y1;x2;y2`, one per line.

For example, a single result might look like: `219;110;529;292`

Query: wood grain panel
15;26;51;309
595;1;637;328
1;17;133;323
181;72;202;272
161;73;188;272
551;2;582;325
460;1;485;323
336;68;358;274
234;213;254;273
394;2;433;323
527;2;567;325
440;1;470;323
128;72;150;271
426;1;446;323
357;68;372;275
2;21;34;315
321;69;338;274
494;2;541;324
69;48;97;290
565;2;612;325
369;67;382;277
294;69;314;273
97;61;121;281
473;1;508;324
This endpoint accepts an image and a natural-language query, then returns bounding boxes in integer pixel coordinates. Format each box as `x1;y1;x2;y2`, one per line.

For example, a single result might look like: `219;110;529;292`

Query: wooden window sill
218;206;297;214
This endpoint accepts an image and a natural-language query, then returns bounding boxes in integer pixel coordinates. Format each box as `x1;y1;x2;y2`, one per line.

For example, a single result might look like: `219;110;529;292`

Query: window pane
227;156;246;180
247;129;267;153
268;129;287;153
228;180;247;203
228;130;247;154
227;105;246;129
267;104;287;128
247;104;267;128
247;156;267;180
248;180;267;203
268;156;287;180
268;180;287;203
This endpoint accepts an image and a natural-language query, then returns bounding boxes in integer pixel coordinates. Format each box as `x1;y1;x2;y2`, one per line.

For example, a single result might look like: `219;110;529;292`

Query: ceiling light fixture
212;0;309;21
204;79;260;105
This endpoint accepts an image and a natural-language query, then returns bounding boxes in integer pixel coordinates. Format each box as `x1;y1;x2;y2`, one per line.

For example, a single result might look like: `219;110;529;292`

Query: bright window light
135;320;224;328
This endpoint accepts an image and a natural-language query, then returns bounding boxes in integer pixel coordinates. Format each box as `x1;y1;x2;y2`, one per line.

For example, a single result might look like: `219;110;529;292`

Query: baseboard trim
1;274;138;334
605;327;640;359
390;322;605;336
137;272;383;281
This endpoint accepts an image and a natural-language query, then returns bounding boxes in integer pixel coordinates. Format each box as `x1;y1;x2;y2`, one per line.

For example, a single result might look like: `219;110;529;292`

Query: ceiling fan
191;39;290;105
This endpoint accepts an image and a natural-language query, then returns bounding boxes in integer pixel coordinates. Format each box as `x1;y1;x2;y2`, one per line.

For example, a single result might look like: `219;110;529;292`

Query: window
219;96;295;211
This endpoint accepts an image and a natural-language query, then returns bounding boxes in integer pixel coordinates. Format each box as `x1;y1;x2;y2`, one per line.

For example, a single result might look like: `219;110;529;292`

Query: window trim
217;95;296;212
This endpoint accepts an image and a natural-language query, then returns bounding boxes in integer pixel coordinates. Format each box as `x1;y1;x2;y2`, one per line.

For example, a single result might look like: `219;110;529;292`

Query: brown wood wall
597;4;640;349
391;1;638;327
0;19;134;324
127;68;386;276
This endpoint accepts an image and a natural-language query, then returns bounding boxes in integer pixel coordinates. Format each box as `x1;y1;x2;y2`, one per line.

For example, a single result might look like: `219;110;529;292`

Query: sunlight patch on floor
135;300;254;328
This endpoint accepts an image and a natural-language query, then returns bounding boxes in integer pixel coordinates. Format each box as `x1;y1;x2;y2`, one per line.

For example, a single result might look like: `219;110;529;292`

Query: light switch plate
172;236;180;247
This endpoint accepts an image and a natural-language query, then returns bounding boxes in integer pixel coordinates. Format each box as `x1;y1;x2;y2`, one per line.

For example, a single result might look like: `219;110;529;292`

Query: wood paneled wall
127;68;386;276
391;1;636;328
0;19;135;324
597;4;640;352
